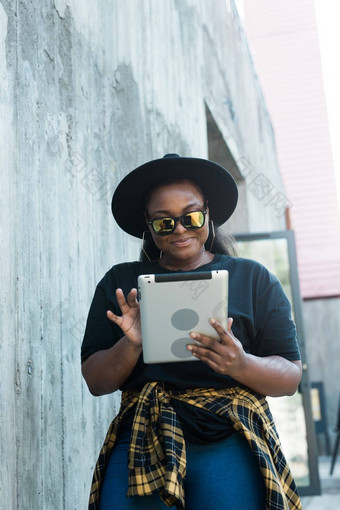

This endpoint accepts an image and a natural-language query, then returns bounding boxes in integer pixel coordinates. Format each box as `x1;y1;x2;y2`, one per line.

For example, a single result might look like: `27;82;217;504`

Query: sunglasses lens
152;217;175;235
183;211;205;229
150;210;206;235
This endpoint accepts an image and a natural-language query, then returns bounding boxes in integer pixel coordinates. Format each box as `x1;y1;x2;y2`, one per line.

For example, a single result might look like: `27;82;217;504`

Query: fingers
190;349;222;371
187;331;222;356
114;288;127;310
209;318;237;343
209;318;229;339
115;288;138;312
186;317;246;376
127;288;139;306
106;309;122;325
186;317;235;360
189;318;233;348
187;337;224;373
106;288;140;324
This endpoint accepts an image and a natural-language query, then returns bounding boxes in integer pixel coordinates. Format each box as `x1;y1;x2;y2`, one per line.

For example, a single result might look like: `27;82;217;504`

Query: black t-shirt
81;253;301;442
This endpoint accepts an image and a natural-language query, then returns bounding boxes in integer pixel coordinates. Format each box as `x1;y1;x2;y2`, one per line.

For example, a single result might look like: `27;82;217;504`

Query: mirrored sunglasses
148;210;207;236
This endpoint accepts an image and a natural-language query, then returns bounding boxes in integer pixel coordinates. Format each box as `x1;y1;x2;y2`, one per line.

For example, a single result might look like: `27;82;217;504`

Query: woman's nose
173;219;187;234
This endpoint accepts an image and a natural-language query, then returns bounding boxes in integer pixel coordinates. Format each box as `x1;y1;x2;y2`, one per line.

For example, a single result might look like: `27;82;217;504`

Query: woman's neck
158;250;215;271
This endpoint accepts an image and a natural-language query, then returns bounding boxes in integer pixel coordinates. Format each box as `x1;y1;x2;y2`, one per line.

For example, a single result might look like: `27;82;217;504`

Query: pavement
301;456;340;509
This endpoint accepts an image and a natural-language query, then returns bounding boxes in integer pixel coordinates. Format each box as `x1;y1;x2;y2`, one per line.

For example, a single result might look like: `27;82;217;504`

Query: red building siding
243;0;340;298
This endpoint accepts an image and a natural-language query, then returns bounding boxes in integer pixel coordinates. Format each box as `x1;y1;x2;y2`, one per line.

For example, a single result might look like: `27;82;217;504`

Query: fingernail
190;332;197;339
210;318;216;325
187;345;193;351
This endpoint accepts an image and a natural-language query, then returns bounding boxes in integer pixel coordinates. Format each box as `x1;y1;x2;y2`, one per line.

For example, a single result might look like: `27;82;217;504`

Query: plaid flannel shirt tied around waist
88;381;302;510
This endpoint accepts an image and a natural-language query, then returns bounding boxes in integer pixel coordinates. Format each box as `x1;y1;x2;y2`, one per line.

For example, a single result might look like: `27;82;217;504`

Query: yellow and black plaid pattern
88;382;302;510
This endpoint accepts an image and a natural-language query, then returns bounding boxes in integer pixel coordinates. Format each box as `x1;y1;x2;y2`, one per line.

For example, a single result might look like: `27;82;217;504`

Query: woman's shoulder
217;254;280;293
217;253;270;274
97;260;155;288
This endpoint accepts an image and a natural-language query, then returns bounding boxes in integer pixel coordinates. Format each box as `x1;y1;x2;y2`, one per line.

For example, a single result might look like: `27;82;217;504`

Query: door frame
234;230;321;496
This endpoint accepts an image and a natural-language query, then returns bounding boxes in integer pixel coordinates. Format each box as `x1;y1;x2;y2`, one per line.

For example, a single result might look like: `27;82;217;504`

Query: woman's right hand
107;288;142;346
82;288;142;396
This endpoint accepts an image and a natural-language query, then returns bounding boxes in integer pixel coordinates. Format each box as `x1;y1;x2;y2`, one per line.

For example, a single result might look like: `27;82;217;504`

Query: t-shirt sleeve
253;269;301;361
81;283;123;363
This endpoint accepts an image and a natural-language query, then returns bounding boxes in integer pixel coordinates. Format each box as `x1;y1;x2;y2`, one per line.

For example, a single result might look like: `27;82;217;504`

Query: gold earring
141;231;151;262
208;220;215;252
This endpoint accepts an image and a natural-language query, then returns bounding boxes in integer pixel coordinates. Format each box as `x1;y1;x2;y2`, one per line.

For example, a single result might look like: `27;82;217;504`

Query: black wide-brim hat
111;154;238;238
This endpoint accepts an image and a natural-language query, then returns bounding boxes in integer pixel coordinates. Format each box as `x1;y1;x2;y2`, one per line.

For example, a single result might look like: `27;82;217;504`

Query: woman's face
145;180;210;264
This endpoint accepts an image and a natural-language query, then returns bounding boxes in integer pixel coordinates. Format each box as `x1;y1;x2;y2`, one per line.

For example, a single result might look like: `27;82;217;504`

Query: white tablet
138;270;228;364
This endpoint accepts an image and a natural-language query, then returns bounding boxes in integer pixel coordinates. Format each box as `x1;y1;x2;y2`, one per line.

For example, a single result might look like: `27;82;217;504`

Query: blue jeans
99;429;266;509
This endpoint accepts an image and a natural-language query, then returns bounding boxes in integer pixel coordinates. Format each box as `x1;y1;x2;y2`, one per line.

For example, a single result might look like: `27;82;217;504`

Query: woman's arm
82;336;142;396
82;288;142;396
187;318;302;397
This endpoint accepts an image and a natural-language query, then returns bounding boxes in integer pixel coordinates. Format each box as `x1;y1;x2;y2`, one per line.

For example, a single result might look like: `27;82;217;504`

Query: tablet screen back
138;270;228;364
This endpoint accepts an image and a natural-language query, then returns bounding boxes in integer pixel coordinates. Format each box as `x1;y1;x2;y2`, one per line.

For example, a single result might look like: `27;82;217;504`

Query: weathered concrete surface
0;1;284;507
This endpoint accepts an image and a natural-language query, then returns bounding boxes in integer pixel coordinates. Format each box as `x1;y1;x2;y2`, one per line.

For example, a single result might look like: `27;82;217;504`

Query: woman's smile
171;237;194;248
144;180;213;270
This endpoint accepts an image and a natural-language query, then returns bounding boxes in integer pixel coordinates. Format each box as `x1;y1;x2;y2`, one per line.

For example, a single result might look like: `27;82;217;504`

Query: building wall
302;298;340;446
0;1;284;507
242;0;340;446
242;0;340;298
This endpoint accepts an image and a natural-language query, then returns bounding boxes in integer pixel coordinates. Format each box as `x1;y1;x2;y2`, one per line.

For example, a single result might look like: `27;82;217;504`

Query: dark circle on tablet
171;309;199;330
171;338;194;359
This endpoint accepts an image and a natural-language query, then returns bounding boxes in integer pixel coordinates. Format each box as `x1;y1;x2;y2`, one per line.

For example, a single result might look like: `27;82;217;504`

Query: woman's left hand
187;318;248;377
187;318;303;397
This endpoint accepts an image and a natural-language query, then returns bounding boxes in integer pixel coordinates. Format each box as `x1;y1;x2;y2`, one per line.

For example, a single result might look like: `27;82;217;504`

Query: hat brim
111;156;238;238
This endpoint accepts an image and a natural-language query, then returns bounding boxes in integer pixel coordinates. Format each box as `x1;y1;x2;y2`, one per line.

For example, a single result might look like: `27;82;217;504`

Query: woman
81;154;303;510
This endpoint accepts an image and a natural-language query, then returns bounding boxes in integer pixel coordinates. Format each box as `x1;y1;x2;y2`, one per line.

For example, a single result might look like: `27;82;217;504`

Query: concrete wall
0;0;283;507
